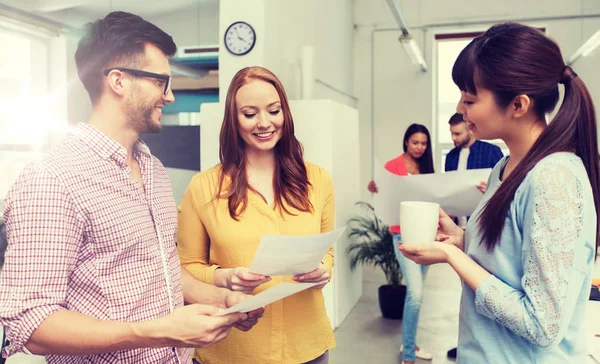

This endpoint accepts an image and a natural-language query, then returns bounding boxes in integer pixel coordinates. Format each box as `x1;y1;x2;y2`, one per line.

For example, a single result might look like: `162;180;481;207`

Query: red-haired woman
177;66;335;364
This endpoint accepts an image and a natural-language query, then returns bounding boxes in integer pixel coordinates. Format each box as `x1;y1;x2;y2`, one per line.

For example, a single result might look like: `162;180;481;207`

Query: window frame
0;21;53;151
432;28;546;172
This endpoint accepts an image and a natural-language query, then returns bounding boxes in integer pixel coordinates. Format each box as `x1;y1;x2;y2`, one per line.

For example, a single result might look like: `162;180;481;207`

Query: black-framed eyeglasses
103;68;172;95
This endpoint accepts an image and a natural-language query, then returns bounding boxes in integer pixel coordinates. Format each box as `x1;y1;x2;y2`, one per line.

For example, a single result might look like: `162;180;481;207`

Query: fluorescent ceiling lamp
385;0;428;72
568;28;600;65
399;36;427;72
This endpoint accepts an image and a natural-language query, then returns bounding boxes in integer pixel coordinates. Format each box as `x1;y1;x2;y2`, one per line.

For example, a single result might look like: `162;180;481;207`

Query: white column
218;0;266;101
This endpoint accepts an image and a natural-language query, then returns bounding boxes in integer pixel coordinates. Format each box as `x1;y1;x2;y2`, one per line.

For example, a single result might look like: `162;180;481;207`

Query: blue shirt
458;153;596;364
445;140;504;172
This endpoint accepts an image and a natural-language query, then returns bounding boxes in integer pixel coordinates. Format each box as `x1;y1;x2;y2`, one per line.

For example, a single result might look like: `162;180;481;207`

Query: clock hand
234;27;250;43
234;28;243;39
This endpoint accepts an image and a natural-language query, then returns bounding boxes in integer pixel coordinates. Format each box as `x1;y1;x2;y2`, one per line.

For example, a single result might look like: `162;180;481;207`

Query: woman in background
368;123;435;364
177;66;335;364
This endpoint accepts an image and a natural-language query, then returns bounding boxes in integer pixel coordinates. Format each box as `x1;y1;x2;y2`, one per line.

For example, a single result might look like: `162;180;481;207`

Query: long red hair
217;66;312;220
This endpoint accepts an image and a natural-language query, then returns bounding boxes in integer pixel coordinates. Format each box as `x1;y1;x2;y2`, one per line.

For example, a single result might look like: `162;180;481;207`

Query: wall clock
224;21;256;56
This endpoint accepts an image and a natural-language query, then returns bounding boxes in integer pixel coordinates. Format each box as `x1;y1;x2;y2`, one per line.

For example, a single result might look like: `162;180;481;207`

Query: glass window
435;34;507;171
0;26;59;149
0;30;33;145
0;23;58;198
436;38;472;145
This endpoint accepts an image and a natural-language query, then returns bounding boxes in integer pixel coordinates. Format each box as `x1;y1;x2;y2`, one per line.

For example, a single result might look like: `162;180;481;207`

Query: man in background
445;112;504;178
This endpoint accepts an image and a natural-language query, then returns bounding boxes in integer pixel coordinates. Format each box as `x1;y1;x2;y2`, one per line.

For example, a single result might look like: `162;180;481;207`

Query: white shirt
458;147;470;171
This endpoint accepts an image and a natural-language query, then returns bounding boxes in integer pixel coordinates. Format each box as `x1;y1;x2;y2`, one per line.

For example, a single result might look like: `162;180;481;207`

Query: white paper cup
399;201;439;245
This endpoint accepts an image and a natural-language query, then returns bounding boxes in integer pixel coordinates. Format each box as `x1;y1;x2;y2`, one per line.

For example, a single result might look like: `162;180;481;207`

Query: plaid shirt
0;124;191;364
444;140;504;172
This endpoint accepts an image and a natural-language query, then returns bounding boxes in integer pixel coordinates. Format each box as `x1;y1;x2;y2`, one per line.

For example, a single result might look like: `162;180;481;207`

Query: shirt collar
468;140;481;150
73;123;151;166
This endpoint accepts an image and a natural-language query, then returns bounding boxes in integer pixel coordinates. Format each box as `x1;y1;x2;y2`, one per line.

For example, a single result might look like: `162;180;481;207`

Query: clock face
224;21;256;56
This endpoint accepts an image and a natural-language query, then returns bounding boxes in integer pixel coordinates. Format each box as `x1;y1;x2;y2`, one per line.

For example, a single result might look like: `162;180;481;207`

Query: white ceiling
0;0;217;27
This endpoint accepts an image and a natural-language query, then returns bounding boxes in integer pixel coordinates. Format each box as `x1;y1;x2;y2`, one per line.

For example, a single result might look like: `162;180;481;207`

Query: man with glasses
0;11;262;364
103;68;172;96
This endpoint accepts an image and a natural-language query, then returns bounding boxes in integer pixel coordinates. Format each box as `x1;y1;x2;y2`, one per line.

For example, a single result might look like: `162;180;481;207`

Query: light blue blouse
458;152;597;364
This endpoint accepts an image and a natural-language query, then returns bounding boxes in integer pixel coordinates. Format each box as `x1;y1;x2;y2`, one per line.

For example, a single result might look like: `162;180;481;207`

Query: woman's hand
367;180;378;193
400;238;491;292
397;207;466;265
214;267;271;293
398;241;456;266
435;208;465;251
293;263;330;289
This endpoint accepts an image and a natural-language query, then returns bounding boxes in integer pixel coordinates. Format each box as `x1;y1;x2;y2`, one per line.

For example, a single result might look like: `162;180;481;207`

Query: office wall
354;0;600;202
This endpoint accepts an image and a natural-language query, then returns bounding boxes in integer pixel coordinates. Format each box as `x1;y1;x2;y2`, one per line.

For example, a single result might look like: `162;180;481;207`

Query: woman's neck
245;148;277;205
245;148;276;173
505;122;545;163
503;119;546;177
403;153;419;174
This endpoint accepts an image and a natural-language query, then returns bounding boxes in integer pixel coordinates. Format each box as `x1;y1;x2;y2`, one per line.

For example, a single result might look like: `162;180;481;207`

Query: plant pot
378;284;406;320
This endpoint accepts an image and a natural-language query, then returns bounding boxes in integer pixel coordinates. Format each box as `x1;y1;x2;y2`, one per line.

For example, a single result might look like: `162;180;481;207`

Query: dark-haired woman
177;66;335;364
368;124;435;188
399;23;599;363
368;123;435;363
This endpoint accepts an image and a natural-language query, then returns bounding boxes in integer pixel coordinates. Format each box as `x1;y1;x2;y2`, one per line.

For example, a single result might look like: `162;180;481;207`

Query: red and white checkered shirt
0;123;191;363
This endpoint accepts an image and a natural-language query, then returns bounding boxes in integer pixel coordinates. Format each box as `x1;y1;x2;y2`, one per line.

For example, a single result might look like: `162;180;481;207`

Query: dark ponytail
452;23;600;253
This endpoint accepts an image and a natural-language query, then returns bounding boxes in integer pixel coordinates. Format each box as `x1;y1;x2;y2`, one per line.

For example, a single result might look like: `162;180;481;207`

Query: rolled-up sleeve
0;166;84;357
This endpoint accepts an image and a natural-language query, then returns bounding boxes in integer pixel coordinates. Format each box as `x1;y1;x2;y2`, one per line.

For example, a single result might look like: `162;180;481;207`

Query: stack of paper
213;228;346;317
248;227;346;276
214;282;318;316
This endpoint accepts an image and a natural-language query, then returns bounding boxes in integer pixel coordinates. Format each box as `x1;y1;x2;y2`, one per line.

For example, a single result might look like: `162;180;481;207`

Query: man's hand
293;263;330;289
155;304;247;348
476;180;487;194
224;292;265;332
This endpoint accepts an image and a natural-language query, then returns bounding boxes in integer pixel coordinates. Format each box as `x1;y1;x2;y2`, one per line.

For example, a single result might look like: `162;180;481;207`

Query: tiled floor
330;263;461;364
331;259;600;364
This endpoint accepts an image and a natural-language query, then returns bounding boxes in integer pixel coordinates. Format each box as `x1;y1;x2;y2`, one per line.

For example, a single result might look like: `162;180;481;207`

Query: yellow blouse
177;162;336;364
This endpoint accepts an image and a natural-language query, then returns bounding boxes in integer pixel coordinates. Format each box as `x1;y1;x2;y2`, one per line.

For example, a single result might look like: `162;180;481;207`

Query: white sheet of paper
248;227;346;276
586;301;600;362
587;333;600;362
372;159;492;225
214;282;319;316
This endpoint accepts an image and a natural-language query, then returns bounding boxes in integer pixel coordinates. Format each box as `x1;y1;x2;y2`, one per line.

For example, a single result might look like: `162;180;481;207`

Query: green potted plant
347;202;406;319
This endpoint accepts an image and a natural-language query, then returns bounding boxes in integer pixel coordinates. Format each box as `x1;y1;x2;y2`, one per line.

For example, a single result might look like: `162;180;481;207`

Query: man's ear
105;70;128;97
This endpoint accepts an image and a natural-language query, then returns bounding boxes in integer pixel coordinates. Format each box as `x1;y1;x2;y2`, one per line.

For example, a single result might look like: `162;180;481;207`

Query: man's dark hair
75;11;177;104
448;113;465;126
